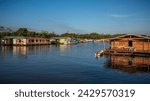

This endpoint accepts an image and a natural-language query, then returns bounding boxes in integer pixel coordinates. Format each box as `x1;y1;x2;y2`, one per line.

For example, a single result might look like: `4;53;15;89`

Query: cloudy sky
0;0;150;34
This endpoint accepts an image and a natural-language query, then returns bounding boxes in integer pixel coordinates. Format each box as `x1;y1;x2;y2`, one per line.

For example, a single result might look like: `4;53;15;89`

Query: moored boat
95;50;104;57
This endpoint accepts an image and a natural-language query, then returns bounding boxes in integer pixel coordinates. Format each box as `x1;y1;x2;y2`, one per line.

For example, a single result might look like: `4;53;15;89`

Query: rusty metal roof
109;34;150;40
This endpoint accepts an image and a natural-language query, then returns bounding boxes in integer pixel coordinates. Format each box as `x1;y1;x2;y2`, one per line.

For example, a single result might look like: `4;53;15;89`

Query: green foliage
0;27;126;39
15;28;28;36
0;28;58;38
61;33;77;38
60;32;124;39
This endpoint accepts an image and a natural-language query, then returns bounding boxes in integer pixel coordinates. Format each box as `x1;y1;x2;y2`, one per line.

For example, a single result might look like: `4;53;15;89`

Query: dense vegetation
0;28;126;39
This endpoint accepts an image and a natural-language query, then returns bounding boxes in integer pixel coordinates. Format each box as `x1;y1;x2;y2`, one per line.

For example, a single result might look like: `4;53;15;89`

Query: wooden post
148;39;149;53
143;41;144;53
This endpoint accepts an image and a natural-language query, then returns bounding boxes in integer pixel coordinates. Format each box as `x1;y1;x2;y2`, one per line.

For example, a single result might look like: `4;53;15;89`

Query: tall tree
15;28;28;36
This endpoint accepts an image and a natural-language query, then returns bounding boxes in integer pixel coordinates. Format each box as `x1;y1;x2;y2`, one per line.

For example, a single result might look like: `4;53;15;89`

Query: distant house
50;37;71;45
1;36;50;45
109;34;150;53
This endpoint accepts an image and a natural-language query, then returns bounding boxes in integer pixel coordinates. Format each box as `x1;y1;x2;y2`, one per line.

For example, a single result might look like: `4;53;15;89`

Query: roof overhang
109;34;150;41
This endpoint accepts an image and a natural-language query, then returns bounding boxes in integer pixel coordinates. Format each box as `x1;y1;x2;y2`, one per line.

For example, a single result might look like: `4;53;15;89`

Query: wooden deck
104;48;150;57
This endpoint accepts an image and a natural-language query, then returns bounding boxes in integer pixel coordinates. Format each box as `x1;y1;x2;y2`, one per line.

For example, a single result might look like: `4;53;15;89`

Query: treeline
0;28;58;38
0;28;125;39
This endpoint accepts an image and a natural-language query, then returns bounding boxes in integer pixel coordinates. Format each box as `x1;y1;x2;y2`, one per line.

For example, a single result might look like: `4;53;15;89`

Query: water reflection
1;43;150;84
0;45;70;58
13;46;27;56
106;55;150;73
27;45;51;54
59;45;70;51
0;45;51;58
1;46;12;53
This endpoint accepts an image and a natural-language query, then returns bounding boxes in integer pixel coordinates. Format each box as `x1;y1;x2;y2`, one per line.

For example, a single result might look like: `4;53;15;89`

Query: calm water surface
0;43;150;84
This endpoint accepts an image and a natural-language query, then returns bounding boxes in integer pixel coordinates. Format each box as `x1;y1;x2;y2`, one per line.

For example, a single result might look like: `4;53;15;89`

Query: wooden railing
110;47;150;53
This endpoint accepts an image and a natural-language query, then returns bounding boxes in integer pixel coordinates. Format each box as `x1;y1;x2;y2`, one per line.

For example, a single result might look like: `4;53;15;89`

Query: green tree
15;28;28;36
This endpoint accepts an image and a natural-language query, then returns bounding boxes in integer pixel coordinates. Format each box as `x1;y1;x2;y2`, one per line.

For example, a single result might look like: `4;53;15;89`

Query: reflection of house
107;55;150;73
50;37;71;45
109;34;150;53
1;36;50;45
13;46;27;56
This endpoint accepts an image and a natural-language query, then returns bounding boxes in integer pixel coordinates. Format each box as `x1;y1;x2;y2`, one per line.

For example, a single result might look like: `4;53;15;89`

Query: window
19;40;21;43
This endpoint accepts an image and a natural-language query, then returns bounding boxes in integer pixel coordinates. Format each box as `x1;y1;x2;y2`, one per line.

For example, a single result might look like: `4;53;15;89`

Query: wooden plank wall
111;39;150;52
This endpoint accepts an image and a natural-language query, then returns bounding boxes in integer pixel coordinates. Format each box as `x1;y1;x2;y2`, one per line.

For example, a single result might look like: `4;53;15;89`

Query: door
128;40;132;47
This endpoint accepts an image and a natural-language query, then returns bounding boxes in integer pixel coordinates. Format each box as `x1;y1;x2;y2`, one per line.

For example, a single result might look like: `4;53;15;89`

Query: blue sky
0;0;150;34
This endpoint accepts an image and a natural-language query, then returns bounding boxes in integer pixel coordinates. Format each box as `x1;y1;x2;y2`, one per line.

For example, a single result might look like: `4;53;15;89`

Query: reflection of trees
1;46;13;54
105;55;150;73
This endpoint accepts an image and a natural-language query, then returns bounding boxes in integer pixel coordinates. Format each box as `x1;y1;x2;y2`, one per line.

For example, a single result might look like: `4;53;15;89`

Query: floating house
1;36;50;45
109;34;150;54
50;37;72;45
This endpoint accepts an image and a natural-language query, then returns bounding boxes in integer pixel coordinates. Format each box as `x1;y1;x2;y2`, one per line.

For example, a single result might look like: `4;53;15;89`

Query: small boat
95;50;104;57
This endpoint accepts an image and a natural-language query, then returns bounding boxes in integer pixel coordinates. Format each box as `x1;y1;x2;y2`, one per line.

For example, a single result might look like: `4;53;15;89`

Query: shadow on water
104;55;150;74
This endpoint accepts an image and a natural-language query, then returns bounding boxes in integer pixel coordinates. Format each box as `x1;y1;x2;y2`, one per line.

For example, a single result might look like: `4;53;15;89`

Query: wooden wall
133;41;149;52
111;41;128;51
110;39;150;52
26;38;49;45
13;38;50;45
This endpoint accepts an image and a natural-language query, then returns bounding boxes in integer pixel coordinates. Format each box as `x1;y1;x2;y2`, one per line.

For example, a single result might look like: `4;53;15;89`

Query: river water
0;43;150;84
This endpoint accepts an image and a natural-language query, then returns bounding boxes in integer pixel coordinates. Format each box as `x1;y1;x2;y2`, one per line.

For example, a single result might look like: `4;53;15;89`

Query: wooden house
109;34;150;53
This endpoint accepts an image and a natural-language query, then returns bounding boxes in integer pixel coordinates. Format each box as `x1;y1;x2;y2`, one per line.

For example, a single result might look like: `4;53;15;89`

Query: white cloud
108;14;132;18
